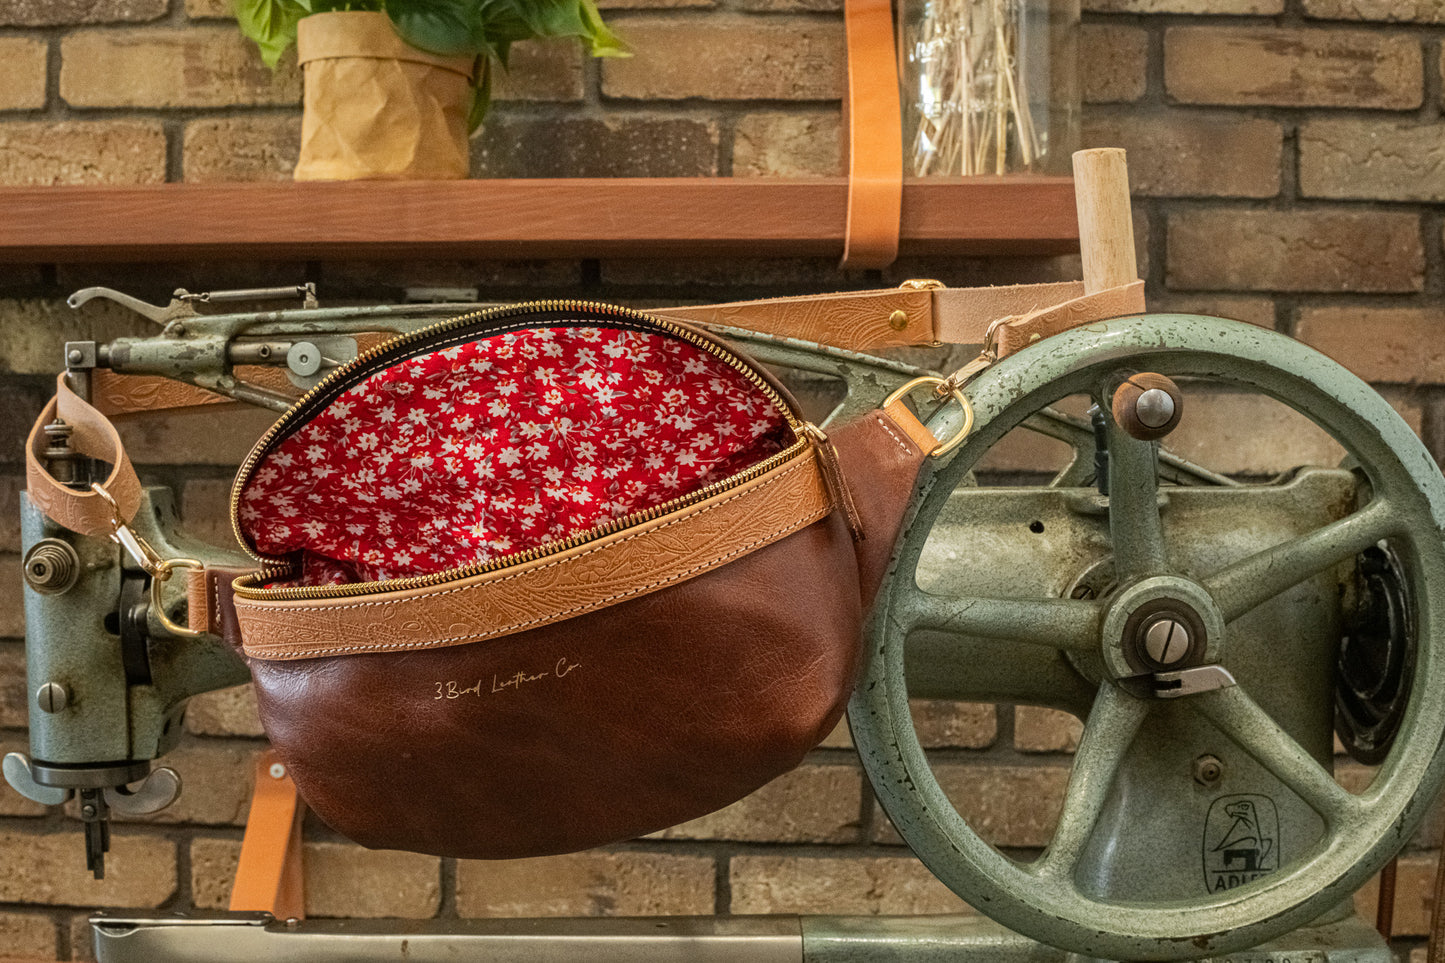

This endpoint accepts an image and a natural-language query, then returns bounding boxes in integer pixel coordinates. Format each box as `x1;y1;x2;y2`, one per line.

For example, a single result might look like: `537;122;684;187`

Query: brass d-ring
150;557;205;639
883;376;975;458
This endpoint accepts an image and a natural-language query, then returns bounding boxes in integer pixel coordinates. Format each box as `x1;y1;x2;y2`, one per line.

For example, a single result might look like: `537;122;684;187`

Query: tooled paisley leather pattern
236;448;832;660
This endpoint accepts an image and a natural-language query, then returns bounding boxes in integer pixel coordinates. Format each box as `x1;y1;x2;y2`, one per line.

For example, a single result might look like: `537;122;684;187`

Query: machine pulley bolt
1143;618;1191;665
1193;754;1224;786
36;682;70;714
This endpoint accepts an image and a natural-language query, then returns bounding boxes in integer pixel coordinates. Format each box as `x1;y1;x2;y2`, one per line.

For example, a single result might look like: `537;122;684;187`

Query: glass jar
901;0;1079;176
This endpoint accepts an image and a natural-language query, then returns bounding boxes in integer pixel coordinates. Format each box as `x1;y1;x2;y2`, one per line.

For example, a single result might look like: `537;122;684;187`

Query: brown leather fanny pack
25;280;1144;861
221;301;931;859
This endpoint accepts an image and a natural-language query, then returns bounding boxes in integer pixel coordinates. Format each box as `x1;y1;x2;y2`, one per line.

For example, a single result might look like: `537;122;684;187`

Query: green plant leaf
577;0;627;57
233;0;312;68
467;56;492;132
386;0;486;57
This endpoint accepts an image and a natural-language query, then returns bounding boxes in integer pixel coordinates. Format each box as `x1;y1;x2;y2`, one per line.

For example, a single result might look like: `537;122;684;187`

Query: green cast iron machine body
9;292;1444;962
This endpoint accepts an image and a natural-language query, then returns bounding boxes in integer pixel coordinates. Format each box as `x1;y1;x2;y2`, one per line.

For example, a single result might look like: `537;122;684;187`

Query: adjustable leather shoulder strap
656;278;1144;353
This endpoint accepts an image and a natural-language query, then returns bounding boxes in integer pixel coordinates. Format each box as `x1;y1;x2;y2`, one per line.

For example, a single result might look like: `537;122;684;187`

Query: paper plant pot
294;11;475;181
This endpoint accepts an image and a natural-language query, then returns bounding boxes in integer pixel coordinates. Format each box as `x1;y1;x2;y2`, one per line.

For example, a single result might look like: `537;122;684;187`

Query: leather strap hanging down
24;372;143;538
839;0;903;269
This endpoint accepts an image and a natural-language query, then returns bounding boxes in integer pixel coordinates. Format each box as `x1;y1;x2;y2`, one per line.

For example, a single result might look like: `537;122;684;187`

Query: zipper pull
801;424;865;543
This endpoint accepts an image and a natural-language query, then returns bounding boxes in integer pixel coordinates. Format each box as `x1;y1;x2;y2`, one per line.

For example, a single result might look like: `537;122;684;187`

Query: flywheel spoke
1202;498;1398;624
901;590;1103;654
1107;419;1168;580
1192;686;1360;825
1032;685;1149;881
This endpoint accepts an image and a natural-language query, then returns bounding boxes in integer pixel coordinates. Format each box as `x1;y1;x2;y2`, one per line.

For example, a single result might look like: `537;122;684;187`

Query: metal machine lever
66;287;189;325
104;766;182;815
1154;664;1237;699
2;752;72;806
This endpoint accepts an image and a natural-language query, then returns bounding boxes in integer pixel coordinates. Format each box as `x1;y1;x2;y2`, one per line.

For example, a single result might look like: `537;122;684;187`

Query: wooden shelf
0;176;1078;263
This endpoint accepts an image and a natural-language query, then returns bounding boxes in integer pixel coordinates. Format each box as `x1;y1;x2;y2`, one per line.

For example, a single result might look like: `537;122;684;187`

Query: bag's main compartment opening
236;324;793;587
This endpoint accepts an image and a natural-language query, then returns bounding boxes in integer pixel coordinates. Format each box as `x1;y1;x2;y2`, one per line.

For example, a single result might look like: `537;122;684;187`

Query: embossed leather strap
25;372;143;537
839;0;903;269
234;446;834;660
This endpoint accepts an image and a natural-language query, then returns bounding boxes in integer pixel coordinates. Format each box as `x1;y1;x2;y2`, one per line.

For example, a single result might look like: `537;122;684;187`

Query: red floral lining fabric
237;325;791;587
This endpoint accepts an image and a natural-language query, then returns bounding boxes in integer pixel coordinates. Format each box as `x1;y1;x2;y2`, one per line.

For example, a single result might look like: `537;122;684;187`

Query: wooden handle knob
1112;372;1182;441
1073;148;1138;295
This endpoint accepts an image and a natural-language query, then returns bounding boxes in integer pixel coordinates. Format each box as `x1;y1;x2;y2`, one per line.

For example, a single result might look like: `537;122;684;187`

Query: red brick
0;297;153;373
184;683;266;738
1015;706;1082;752
0;122;166;187
492;41;584;102
1295;306;1445;384
652;764;860;842
1082;114;1280;198
0;39;47;110
0;911;57;960
1300;119;1445;202
1;0;165;25
733;111;843;177
1303;0;1445;22
1355;854;1435;935
729;855;972;914
474;116;718;177
0;476;21;553
1087;0;1278;9
61;28;301;108
457;851;714;916
1167;210;1423;293
1165;27;1422;109
874;763;1069;848
602;19;843;100
1148;294;1276;328
1081;25;1147;104
0;832;175;907
184;117;300;182
191;838;441;917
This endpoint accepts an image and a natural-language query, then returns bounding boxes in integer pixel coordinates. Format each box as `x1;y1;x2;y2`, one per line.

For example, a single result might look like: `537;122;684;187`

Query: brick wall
0;0;1442;959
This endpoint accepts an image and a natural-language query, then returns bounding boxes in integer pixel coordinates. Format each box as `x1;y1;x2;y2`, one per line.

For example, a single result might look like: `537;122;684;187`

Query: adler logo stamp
1203;794;1279;893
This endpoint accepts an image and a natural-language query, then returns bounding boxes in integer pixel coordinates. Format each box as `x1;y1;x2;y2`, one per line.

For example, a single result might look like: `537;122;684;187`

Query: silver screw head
36;682;69;713
1135;388;1176;428
269;762;286;780
1144;618;1191;665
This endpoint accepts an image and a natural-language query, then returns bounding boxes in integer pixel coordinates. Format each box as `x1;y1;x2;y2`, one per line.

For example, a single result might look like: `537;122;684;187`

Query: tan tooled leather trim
235;447;833;661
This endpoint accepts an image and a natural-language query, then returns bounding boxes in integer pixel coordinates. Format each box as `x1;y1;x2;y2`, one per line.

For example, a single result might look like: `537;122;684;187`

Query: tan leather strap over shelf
839;0;903;269
25;372;143;537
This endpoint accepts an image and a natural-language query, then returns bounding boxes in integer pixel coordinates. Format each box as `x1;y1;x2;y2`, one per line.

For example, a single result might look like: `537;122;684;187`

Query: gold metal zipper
230;300;810;601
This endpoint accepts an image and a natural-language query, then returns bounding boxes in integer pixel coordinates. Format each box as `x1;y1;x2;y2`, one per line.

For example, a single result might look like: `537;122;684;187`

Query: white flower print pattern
239;326;790;587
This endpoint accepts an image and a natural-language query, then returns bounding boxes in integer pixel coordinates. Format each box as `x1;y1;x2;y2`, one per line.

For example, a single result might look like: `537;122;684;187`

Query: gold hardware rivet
888;310;909;331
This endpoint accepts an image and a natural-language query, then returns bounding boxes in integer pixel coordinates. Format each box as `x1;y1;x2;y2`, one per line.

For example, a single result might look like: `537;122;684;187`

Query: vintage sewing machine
8;158;1445;962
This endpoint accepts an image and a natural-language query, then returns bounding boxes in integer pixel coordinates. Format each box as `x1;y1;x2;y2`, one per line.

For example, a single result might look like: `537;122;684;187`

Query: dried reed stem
906;0;1044;176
